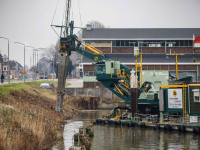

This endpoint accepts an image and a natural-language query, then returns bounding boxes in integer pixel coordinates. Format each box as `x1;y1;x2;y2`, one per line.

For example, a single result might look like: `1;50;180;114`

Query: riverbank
0;82;89;150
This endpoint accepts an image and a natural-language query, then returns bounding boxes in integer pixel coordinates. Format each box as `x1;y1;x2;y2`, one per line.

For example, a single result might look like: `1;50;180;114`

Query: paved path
65;79;83;88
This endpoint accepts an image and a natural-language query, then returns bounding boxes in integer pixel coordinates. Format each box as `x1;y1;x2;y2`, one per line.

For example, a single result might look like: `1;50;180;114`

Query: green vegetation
0;81;70;95
0;83;30;95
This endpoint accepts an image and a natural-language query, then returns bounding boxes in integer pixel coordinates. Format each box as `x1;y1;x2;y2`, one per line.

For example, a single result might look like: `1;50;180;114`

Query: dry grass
0;102;60;150
0;82;92;150
0;82;73;150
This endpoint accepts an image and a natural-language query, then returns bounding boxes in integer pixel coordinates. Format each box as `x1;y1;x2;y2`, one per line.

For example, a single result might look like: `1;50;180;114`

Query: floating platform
96;118;200;134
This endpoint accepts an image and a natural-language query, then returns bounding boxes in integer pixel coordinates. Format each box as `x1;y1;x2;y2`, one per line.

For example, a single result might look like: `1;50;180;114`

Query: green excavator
55;21;153;112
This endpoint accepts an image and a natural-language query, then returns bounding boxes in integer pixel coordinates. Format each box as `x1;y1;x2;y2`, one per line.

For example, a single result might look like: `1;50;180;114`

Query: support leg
56;52;69;112
131;88;138;117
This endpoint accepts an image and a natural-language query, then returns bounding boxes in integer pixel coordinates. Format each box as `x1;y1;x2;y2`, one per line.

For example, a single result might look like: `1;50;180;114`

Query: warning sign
190;116;198;123
168;89;182;109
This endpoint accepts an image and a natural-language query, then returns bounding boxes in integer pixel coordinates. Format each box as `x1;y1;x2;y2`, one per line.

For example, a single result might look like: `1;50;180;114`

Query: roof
82;53;200;64
2;54;8;59
82;28;200;40
194;36;200;43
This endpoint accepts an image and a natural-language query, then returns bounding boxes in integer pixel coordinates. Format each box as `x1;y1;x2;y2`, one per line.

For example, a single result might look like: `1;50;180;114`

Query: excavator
55;21;153;112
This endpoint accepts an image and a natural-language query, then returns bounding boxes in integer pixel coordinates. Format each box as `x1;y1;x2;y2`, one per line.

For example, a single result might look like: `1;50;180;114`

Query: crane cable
51;0;60;25
78;0;82;28
51;0;60;37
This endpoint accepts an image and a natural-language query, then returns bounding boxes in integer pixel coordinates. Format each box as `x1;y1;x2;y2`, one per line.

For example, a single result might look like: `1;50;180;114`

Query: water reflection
63;110;200;150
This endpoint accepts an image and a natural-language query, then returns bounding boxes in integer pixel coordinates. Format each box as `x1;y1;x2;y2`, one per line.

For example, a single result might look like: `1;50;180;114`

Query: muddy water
63;110;200;150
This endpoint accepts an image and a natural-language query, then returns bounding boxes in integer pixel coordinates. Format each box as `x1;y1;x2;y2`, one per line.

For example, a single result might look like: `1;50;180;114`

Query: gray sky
0;0;200;67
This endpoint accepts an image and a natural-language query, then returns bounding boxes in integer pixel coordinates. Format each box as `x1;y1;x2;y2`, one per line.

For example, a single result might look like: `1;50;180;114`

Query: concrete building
81;28;200;88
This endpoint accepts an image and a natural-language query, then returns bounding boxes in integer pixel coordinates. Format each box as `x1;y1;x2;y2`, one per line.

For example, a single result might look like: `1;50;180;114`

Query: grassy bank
0;81;80;150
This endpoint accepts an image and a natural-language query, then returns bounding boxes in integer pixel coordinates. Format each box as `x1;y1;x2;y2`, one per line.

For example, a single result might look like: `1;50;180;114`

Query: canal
63;110;200;150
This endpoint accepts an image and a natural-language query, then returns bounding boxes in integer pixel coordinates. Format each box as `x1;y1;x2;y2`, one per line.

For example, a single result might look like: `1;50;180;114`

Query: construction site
1;0;200;150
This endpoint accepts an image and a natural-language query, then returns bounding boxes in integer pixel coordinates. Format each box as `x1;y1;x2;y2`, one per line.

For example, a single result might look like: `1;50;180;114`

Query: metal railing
181;116;200;124
160;114;181;124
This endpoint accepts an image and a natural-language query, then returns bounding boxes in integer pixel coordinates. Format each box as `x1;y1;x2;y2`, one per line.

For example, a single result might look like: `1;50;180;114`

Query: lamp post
26;46;46;80
37;48;46;69
49;57;55;83
26;47;35;73
26;46;38;81
0;37;10;84
14;42;26;83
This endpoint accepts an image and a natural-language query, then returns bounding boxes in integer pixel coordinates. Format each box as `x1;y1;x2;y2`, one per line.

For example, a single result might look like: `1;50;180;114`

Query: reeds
0;101;59;150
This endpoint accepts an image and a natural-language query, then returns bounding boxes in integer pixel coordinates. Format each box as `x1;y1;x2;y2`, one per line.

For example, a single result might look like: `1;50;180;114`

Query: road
65;79;83;88
0;78;84;88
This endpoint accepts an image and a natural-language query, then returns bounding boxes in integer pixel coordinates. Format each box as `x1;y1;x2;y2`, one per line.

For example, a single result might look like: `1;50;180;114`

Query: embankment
0;82;90;150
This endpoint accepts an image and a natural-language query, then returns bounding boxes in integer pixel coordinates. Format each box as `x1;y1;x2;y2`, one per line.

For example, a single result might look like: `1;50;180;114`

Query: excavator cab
95;60;120;81
95;62;106;74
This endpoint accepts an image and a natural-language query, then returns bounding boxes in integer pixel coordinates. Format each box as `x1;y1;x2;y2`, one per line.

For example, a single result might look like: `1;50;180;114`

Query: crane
54;20;153;112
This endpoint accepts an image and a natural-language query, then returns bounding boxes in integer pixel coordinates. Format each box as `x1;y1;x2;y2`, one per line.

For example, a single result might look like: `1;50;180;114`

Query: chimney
86;24;91;31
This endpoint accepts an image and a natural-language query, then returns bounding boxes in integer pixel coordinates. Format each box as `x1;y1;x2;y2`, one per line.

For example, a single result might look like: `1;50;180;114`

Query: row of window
84;40;193;47
84;71;96;76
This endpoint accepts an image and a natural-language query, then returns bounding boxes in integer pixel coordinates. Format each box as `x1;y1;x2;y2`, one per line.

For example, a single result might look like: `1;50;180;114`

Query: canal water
63;110;200;150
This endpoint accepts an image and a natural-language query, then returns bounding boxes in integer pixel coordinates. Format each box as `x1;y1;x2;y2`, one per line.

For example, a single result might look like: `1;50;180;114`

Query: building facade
81;28;200;89
1;55;9;78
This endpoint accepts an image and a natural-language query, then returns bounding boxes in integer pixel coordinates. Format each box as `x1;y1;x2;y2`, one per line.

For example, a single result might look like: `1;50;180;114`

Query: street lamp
14;42;26;83
26;46;36;71
26;46;46;80
0;37;10;84
37;48;46;69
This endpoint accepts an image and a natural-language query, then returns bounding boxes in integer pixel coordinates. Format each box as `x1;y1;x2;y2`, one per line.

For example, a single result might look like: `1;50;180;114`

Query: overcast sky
0;0;200;67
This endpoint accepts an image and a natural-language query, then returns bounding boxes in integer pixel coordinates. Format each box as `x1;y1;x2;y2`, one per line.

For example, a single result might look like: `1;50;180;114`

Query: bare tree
88;20;106;28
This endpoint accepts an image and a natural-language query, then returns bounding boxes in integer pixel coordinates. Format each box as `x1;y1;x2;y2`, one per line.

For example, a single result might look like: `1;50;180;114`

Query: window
124;41;129;46
184;40;188;46
112;41;116;46
111;63;113;68
95;64;106;74
112;40;138;47
3;66;7;71
129;41;134;47
188;40;193;46
84;71;89;76
195;96;199;101
192;89;200;103
174;40;180;46
116;40;120;46
121;41;124;46
89;71;94;76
